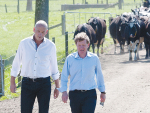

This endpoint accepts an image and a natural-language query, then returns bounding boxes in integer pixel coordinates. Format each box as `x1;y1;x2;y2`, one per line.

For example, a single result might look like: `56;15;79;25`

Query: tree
26;0;32;11
35;0;49;38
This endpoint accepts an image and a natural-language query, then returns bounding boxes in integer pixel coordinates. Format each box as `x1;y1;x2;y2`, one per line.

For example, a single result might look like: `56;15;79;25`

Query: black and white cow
123;16;141;61
87;17;107;56
109;15;129;54
74;23;97;53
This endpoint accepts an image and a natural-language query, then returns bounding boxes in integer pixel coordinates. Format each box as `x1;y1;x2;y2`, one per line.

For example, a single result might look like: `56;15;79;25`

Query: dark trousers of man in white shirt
21;76;51;113
69;89;97;113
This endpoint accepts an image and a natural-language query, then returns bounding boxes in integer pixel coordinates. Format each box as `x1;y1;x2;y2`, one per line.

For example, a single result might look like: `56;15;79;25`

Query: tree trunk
35;0;49;39
26;0;32;11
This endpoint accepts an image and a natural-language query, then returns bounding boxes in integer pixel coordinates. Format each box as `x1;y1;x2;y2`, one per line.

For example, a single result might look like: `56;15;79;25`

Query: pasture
0;0;142;101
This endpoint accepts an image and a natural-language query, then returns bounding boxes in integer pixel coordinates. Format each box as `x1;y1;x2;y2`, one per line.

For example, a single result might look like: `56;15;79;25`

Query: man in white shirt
10;20;60;113
58;32;106;113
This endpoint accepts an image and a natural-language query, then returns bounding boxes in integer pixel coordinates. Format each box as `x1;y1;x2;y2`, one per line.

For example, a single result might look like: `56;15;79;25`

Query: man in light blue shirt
58;32;106;113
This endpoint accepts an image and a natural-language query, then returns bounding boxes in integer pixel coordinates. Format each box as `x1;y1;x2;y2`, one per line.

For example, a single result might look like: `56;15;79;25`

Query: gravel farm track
0;43;150;113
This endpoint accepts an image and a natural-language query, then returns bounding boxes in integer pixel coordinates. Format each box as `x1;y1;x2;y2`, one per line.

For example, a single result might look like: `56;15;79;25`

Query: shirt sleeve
95;56;105;92
50;44;60;80
11;42;23;77
57;57;70;92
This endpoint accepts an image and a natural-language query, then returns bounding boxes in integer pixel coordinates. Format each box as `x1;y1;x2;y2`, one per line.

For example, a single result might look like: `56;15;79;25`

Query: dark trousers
21;76;51;113
69;89;97;113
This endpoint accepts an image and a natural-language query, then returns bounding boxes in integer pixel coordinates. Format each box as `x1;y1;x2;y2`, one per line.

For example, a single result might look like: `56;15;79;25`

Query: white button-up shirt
11;36;59;80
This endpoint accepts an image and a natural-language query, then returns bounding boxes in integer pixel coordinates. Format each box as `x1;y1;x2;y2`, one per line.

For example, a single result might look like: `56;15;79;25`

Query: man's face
33;24;48;42
76;40;89;58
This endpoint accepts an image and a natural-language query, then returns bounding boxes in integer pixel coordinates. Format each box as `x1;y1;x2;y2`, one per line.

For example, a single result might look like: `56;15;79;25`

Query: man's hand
10;84;16;93
10;76;16;93
62;91;68;103
54;79;59;99
54;88;59;99
100;93;106;103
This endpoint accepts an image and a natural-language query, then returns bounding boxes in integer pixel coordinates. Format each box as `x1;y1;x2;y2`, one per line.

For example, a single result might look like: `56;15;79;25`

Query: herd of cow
73;6;150;61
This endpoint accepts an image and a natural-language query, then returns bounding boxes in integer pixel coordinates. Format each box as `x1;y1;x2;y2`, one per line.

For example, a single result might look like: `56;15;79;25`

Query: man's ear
46;29;48;34
33;27;35;32
88;43;90;47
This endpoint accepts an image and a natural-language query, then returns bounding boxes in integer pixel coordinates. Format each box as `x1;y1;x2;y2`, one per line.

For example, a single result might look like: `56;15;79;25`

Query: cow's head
119;16;128;39
88;17;98;34
74;24;88;39
127;17;139;38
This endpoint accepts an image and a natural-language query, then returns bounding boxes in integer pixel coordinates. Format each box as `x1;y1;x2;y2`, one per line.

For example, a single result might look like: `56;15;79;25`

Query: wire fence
0;0;143;13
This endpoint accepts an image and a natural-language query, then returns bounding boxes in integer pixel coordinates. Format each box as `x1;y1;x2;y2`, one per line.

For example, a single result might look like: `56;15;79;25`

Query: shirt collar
31;35;46;43
75;51;91;59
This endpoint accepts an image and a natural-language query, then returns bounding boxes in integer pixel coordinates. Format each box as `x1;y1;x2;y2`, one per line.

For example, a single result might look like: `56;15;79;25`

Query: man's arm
10;42;23;93
95;56;106;103
10;76;16;93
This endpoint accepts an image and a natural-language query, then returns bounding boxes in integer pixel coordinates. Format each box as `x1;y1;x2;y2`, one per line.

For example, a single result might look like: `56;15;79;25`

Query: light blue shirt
58;51;105;93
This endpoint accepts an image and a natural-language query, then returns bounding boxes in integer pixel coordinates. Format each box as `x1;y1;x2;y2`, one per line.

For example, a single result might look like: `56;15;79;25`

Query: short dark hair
74;32;90;44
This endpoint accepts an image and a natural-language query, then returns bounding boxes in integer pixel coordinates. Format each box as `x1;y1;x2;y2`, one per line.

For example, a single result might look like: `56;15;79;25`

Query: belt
23;76;50;82
75;90;87;92
74;89;95;92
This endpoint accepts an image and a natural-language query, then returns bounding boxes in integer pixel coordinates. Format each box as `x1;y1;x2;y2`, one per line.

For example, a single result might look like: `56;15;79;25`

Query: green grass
0;0;142;101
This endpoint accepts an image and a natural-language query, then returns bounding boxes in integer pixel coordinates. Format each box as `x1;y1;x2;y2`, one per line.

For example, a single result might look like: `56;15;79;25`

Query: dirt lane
0;44;150;113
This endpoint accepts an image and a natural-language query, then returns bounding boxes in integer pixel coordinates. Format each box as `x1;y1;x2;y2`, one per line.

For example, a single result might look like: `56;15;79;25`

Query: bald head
35;20;48;29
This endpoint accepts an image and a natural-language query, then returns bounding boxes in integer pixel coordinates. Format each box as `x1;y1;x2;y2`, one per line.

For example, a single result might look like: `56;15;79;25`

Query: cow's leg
139;37;144;50
113;38;118;54
120;43;124;54
92;42;95;53
129;50;132;61
100;38;105;54
140;43;142;50
128;44;132;61
145;42;149;59
134;43;138;61
137;43;140;60
133;40;139;61
97;42;100;57
149;45;150;57
100;43;103;54
122;39;125;52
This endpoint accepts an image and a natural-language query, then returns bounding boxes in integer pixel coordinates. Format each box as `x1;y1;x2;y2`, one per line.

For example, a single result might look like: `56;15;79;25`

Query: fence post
65;32;68;57
62;14;66;35
5;4;7;13
73;0;75;4
17;0;19;13
106;0;108;4
118;0;122;9
0;55;4;96
52;37;55;43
